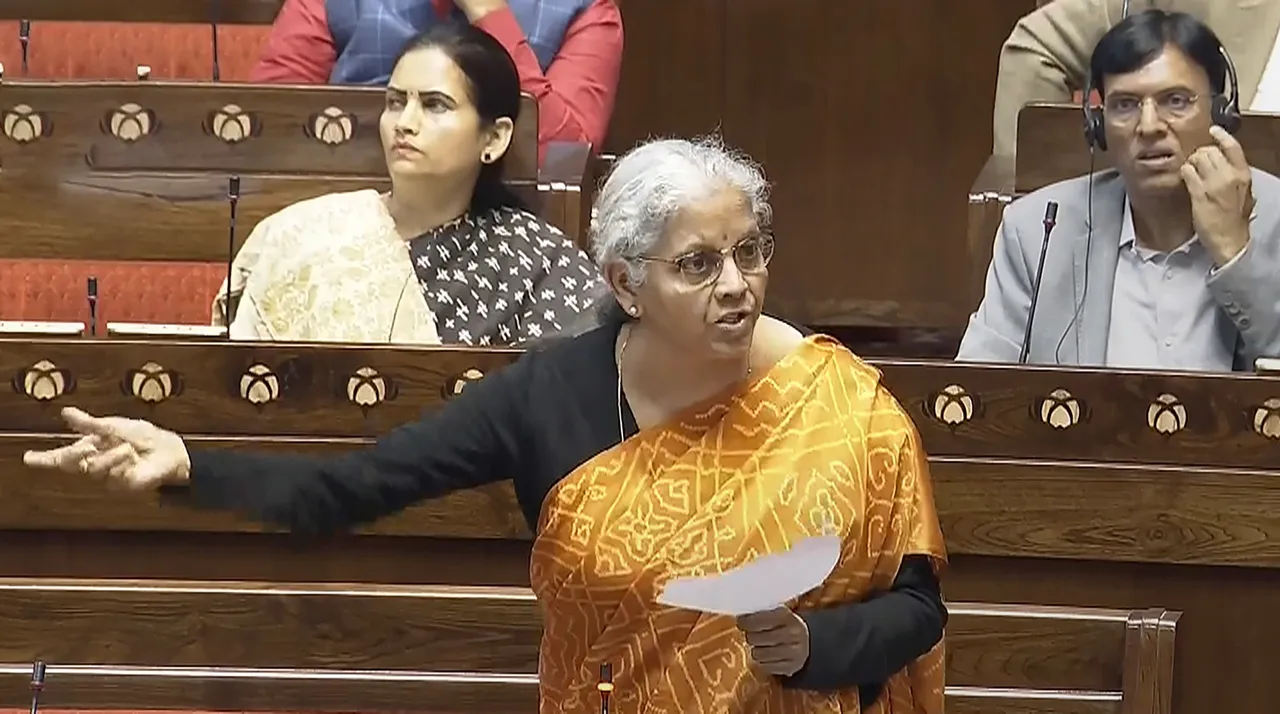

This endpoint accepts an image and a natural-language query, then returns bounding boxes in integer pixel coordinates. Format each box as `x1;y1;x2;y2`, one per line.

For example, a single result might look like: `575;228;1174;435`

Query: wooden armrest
969;154;1016;203
1255;357;1280;374
0;320;85;336
107;322;227;339
538;140;597;251
539;140;593;188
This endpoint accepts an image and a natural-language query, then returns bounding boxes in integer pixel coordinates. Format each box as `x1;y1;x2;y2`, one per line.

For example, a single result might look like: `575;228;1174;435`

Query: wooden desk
0;339;1275;713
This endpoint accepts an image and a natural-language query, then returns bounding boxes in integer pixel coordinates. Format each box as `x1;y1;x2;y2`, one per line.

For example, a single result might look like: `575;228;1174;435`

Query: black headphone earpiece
1081;73;1108;152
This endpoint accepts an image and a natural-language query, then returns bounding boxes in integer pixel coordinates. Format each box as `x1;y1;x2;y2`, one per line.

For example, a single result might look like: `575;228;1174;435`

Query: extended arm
956;216;1032;362
993;0;1129;155
180;358;530;534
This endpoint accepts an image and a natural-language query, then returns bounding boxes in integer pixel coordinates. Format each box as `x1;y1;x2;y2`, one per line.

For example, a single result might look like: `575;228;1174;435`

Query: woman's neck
620;322;750;417
385;177;473;239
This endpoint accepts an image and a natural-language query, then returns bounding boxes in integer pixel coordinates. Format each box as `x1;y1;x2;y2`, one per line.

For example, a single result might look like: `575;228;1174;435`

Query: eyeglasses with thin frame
632;234;775;287
1104;89;1201;124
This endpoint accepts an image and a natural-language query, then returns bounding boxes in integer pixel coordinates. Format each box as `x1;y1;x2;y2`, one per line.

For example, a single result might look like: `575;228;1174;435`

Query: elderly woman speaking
23;136;946;713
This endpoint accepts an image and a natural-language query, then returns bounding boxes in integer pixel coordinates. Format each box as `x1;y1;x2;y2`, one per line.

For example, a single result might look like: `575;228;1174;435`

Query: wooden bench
0;578;1177;714
0;81;594;329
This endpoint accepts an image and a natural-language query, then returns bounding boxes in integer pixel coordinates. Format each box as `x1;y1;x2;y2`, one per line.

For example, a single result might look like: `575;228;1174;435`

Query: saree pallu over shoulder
530;335;946;714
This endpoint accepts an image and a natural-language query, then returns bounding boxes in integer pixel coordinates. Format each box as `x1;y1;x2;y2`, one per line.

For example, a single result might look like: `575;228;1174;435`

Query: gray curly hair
589;135;771;285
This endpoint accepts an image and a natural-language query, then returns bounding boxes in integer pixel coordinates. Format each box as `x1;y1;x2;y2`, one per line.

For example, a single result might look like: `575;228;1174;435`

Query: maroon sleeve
250;0;338;84
474;0;623;153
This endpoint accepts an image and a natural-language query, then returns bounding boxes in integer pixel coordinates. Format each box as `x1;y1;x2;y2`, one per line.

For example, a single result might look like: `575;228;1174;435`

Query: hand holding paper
656;534;841;616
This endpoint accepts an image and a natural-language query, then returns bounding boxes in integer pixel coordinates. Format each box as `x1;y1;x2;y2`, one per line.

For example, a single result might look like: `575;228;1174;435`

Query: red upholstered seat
0;22;270;326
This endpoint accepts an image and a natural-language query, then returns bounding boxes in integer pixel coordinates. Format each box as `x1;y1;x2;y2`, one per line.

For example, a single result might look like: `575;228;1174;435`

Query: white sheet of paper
656;534;842;616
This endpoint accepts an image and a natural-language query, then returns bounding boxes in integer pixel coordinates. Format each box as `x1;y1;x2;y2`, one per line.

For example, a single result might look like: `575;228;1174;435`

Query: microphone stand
596;663;613;714
210;0;221;80
86;277;99;337
18;20;30;76
1018;201;1059;364
224;176;240;334
29;660;45;714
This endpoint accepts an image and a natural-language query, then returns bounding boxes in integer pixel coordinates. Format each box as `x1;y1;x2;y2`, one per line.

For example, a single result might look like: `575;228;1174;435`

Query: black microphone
18;20;30;76
596;663;612;714
224;175;240;333
210;0;221;81
86;277;99;337
29;660;45;714
1018;201;1059;364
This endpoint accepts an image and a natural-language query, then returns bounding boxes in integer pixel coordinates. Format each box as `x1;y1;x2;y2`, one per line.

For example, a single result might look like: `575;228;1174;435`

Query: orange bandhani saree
529;335;946;713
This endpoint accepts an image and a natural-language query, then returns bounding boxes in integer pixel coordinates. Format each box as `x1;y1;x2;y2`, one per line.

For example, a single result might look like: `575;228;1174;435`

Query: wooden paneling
0;580;542;673
0;667;541;713
0;580;1172;714
0;0;282;24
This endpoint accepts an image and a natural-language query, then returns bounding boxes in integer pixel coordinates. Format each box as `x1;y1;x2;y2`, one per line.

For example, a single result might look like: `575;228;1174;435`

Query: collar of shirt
1119;194;1201;263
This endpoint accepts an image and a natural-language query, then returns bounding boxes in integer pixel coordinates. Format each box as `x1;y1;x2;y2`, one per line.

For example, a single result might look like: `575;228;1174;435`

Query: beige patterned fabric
212;190;442;344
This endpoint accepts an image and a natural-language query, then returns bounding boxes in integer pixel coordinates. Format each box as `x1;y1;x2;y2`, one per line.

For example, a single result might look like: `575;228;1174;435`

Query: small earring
481;153;492;163
627;305;639;316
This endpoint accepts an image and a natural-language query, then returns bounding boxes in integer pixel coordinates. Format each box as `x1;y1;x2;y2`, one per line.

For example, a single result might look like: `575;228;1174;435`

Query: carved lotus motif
104;102;157;142
2;104;48;143
1252;397;1280;440
444;368;485;400
205;104;259;144
123;362;183;404
928;384;976;428
307;106;356;145
346;366;398;409
1146;393;1186;436
239;363;280;406
1036;388;1083;429
12;359;74;402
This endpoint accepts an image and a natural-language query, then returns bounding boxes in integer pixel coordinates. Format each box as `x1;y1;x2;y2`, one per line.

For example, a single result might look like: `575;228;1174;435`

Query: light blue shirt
1105;197;1241;370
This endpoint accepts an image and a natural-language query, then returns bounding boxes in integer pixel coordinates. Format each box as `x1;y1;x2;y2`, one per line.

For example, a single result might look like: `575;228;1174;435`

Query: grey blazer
958;168;1280;369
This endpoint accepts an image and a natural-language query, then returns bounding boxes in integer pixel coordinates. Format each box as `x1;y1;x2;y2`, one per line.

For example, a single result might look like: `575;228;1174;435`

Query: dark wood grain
0;579;541;673
934;458;1280;567
947;604;1126;691
10;436;1280;568
0;82;538;182
0;0;282;23
877;360;1280;470
0;83;600;257
0;529;533;587
946;691;1118;714
6;341;1280;468
0;435;530;539
0;666;539;713
0;340;522;437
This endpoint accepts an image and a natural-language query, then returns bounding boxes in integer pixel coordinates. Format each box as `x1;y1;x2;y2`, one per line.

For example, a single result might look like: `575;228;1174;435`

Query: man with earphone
993;0;1280;156
960;9;1280;370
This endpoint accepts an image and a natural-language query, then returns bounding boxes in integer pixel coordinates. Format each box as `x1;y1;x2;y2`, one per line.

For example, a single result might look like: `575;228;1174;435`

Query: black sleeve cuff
781;555;946;693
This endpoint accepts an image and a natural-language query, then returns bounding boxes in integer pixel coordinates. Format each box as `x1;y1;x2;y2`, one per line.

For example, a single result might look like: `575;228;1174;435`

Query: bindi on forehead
663;189;756;252
390;47;470;96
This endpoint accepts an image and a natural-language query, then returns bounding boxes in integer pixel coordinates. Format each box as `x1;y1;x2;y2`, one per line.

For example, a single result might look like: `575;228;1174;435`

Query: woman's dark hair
395;24;526;213
1088;10;1227;97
